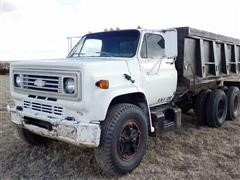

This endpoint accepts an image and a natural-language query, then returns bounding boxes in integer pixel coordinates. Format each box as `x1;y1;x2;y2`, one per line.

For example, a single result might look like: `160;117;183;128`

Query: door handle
123;74;135;83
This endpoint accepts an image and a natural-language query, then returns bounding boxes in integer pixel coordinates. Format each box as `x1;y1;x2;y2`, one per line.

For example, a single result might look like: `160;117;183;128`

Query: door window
140;34;165;59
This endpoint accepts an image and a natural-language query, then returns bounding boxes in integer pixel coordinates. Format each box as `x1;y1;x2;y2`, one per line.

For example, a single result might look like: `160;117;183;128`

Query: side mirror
163;30;178;58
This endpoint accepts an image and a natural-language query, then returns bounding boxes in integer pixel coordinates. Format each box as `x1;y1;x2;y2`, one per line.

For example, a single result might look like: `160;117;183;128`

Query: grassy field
0;75;240;179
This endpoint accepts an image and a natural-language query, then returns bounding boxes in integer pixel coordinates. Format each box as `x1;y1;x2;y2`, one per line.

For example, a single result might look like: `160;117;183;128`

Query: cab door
138;32;177;106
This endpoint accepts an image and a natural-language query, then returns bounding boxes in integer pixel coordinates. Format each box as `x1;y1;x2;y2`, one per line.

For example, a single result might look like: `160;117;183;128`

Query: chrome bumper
7;105;101;147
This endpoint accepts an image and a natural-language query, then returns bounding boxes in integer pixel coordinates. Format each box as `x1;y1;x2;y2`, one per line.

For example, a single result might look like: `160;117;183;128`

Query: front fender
89;85;140;120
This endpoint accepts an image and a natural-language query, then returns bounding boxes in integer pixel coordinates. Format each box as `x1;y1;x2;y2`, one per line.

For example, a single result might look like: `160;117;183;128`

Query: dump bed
175;27;240;90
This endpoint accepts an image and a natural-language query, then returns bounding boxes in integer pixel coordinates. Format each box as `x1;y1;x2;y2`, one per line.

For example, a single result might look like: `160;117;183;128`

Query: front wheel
94;103;148;175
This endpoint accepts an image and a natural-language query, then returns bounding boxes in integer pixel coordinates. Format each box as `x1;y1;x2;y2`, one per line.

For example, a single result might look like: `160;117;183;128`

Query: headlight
14;74;22;87
64;78;75;94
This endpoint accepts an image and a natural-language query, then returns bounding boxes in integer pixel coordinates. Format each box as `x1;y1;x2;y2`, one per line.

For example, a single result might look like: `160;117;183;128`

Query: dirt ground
0;75;239;179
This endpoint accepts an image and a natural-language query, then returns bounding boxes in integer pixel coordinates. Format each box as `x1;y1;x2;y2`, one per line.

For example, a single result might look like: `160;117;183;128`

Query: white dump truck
8;27;240;175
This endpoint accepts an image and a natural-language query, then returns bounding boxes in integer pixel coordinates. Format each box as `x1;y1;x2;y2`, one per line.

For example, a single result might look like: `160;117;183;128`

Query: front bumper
7;105;101;148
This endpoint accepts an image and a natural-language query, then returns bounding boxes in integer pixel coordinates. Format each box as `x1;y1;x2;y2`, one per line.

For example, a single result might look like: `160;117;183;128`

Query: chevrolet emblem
34;79;45;87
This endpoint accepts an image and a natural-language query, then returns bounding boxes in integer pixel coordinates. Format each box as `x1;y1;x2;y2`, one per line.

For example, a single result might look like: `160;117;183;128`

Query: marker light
96;80;109;89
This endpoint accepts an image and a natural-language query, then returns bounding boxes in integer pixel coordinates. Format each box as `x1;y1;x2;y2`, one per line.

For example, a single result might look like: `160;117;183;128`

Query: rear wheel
194;89;211;126
226;86;240;120
94;103;148;175
17;127;51;145
206;89;227;128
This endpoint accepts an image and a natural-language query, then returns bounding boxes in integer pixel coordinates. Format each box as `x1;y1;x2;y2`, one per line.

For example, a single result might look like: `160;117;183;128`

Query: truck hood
10;57;129;70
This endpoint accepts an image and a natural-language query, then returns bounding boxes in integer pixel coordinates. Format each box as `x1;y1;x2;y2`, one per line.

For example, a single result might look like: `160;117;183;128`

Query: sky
0;0;240;61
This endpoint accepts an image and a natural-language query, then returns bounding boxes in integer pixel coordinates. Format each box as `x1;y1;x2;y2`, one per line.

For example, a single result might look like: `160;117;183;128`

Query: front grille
24;100;63;116
22;74;62;93
13;69;81;100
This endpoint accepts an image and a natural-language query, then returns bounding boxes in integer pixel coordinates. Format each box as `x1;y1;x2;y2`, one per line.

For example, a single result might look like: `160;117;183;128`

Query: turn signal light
96;80;109;89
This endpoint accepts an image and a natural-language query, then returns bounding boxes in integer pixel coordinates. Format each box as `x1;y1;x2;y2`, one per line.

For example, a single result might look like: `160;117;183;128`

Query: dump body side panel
175;27;240;91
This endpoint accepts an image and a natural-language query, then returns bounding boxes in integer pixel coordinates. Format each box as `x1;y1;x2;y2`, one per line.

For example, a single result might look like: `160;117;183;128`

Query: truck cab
67;29;178;106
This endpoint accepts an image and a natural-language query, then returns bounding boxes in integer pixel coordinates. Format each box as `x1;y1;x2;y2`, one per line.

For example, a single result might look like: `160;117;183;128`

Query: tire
226;86;240;120
17;127;51;145
194;89;211;126
94;103;148;175
206;89;227;128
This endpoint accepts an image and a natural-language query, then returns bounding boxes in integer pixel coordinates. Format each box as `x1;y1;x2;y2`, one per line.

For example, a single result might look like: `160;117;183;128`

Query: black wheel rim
117;119;141;161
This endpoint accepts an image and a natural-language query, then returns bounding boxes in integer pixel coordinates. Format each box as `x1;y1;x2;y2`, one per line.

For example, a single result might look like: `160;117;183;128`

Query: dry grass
0;75;239;179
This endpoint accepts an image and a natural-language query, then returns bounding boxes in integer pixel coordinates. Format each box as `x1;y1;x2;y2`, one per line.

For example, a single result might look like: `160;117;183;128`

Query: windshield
67;30;140;58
